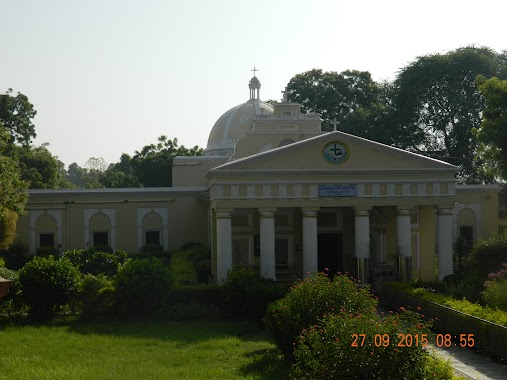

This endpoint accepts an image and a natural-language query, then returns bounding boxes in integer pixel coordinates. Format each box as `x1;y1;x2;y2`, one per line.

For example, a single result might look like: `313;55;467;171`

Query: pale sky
1;0;506;168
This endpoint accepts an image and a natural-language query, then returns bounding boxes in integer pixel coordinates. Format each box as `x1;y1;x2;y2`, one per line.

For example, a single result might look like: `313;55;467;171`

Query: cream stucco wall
15;188;209;254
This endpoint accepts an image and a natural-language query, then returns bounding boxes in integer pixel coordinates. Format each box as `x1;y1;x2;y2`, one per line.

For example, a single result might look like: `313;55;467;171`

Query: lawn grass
0;318;290;380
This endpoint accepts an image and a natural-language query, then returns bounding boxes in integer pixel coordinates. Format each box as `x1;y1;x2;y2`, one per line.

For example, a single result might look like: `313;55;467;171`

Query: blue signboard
318;184;357;197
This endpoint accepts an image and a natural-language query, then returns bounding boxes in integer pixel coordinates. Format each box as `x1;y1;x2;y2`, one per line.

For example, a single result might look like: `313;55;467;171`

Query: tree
99;153;141;188
392;46;507;183
131;136;203;187
0;127;27;249
17;143;72;189
474;76;507;180
0;89;37;145
286;69;382;135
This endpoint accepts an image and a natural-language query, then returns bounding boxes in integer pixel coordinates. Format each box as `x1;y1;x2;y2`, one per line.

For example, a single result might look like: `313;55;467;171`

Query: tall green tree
127;136;203;187
392;46;507;183
17;143;71;189
286;69;382;134
474;76;507;180
99;153;141;188
0;89;37;145
0;127;27;249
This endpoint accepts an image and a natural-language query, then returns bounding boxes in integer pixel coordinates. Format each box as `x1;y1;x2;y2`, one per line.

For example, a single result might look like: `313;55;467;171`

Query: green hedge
380;283;507;363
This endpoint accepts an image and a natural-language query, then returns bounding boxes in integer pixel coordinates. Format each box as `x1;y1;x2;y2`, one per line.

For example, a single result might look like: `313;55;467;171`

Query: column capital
354;206;371;217
216;209;233;218
259;208;276;218
437;206;453;216
301;207;319;217
396;206;413;216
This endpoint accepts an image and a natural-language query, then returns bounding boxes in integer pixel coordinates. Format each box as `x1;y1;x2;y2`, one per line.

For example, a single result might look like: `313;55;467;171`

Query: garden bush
466;235;507;278
170;284;221;309
77;273;115;316
139;244;165;253
0;256;5;267
0;243;32;270
389;281;507;326
171;251;197;285
114;257;172;315
483;264;507;311
186;244;211;284
442;273;483;302
62;248;128;276
130;250;171;266
291;309;439;380
265;272;378;356
18;256;80;320
220;268;285;319
36;247;61;257
483;280;507;311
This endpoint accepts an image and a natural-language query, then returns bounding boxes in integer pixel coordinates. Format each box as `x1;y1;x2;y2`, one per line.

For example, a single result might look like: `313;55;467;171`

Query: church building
13;74;503;284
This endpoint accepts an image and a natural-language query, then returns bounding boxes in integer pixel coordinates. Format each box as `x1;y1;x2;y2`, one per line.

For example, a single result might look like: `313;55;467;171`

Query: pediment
210;131;458;175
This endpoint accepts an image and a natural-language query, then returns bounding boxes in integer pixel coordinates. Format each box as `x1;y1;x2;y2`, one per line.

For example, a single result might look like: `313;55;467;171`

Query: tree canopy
286;47;507;184
0;89;37;145
286;69;382;136
17;143;71;189
0;127;27;249
474;76;507;180
66;136;204;188
392;46;507;183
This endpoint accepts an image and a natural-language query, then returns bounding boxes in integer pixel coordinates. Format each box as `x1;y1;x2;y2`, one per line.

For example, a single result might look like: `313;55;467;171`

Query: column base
397;257;412;281
356;258;369;284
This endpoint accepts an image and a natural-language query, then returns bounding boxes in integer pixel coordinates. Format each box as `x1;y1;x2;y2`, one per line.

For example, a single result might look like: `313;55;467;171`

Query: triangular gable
210;131;458;174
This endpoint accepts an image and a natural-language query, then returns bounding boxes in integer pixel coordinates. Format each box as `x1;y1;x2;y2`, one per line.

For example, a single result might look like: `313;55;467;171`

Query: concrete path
376;305;507;379
429;343;507;380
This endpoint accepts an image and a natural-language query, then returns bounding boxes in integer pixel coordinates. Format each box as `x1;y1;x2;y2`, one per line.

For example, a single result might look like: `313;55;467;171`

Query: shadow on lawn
239;348;291;380
65;316;273;344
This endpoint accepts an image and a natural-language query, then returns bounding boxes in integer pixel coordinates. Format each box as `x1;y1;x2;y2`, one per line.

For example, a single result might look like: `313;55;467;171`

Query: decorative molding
29;209;63;254
84;208;116;250
136;207;169;251
209;181;457;201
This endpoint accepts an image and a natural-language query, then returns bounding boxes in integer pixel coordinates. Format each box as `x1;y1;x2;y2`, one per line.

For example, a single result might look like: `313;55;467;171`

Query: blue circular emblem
322;141;350;164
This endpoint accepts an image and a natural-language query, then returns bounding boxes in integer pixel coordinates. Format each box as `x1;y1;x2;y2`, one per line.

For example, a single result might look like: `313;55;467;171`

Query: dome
205;99;274;157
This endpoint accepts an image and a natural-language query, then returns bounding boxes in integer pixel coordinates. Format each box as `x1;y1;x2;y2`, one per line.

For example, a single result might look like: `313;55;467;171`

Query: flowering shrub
291;309;435;380
264;272;378;356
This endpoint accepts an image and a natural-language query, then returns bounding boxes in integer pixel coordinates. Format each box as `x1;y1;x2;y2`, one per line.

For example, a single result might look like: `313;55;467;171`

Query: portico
207;131;458;284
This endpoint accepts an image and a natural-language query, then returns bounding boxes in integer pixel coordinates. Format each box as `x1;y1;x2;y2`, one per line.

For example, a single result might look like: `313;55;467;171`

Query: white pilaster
354;208;371;258
216;209;233;284
259;208;276;280
354;207;371;283
396;208;412;257
438;207;454;280
397;207;412;281
302;208;319;278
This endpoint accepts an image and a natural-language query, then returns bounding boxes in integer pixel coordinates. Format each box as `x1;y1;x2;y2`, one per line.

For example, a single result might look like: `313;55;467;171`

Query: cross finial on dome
249;67;261;100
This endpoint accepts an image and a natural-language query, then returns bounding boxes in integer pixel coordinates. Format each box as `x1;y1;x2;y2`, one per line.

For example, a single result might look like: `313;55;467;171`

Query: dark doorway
318;233;343;275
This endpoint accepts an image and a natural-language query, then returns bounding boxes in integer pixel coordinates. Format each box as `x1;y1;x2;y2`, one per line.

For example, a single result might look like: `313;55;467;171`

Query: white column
216;209;233;284
438;207;453;280
354;207;371;283
259;208;276;280
302;208;319;278
397;207;412;280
